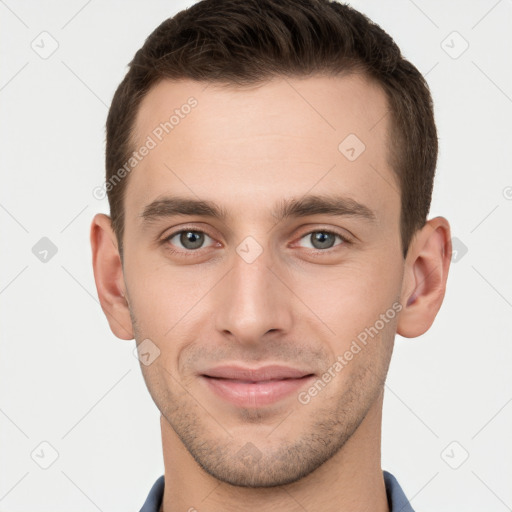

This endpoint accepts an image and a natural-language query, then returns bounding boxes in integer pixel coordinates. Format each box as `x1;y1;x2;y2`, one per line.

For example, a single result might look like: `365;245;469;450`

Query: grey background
1;0;511;510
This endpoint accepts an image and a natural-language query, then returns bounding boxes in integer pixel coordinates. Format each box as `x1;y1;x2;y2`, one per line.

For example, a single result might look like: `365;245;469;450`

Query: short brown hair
106;0;437;260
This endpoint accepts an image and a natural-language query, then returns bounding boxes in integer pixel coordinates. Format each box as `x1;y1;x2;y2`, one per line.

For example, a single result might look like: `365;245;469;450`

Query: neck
160;391;389;512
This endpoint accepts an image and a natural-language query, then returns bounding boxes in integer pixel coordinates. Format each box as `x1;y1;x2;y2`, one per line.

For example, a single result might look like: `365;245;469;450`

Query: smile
200;371;315;408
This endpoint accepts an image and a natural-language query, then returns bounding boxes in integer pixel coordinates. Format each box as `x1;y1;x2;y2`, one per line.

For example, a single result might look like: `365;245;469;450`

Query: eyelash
161;226;352;257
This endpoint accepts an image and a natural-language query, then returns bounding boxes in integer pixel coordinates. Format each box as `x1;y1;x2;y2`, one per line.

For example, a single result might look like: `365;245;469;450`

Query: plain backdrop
1;1;511;511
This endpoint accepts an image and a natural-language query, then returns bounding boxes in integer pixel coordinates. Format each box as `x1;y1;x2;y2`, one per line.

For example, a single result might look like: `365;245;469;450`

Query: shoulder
139;475;165;512
383;470;416;512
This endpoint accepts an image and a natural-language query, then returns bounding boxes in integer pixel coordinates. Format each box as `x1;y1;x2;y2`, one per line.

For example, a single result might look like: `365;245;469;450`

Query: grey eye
168;230;213;250
299;231;343;250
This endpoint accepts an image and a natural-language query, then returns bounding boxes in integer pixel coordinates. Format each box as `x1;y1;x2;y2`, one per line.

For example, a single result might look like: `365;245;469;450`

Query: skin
91;74;451;512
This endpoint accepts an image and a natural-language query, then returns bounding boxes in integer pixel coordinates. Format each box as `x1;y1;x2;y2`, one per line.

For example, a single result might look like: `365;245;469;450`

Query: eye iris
180;231;204;249
311;231;335;249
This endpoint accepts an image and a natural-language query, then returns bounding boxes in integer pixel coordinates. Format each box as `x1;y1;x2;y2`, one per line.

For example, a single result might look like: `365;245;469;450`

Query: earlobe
90;213;134;340
397;217;452;338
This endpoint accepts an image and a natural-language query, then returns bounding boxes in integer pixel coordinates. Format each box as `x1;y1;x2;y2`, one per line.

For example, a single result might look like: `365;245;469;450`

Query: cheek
299;254;402;354
124;251;217;343
128;277;172;335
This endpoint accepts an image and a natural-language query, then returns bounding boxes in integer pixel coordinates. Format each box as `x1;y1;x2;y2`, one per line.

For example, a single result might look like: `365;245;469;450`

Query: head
91;0;451;488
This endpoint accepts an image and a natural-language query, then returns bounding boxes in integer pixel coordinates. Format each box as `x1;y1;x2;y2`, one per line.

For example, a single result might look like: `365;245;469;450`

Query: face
120;74;405;486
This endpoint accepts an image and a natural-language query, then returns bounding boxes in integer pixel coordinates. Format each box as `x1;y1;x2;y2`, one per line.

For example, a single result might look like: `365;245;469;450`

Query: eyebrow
139;194;377;225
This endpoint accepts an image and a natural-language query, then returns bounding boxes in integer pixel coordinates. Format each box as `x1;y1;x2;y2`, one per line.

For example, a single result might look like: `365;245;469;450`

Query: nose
213;246;294;346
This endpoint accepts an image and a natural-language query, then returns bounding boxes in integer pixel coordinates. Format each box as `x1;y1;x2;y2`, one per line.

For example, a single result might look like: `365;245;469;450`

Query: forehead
125;74;398;229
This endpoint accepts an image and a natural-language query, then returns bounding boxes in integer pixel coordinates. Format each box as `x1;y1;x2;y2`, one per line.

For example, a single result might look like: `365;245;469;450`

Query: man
90;0;451;510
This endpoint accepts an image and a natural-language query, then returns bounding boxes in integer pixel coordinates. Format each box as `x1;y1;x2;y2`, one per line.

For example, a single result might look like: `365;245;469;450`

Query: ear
90;213;134;340
397;216;452;338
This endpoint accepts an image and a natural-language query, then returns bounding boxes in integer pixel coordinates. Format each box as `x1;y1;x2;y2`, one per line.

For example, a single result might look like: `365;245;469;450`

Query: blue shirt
139;470;415;511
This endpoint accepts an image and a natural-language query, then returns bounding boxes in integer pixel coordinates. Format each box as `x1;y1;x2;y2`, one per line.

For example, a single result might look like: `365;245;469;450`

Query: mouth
200;365;315;407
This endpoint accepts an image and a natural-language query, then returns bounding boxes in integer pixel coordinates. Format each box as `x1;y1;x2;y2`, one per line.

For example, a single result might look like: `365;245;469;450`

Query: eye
163;229;216;252
297;230;348;250
161;227;351;257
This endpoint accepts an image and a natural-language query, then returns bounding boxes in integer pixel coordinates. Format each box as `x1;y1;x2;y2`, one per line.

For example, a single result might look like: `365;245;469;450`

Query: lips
200;365;315;407
202;365;312;381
